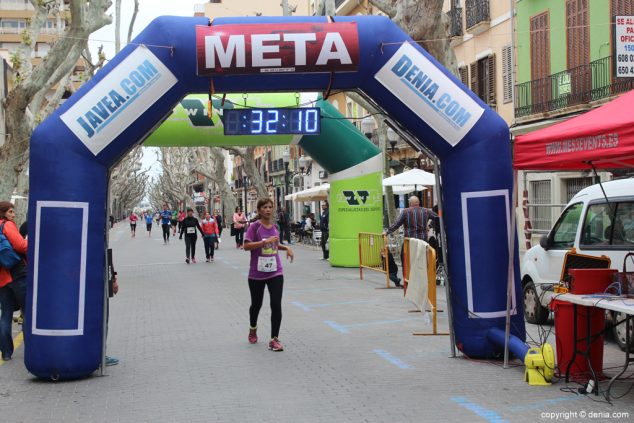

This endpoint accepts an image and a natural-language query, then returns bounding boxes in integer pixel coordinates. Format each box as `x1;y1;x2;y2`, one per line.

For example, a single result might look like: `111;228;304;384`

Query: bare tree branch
127;0;140;43
368;0;396;17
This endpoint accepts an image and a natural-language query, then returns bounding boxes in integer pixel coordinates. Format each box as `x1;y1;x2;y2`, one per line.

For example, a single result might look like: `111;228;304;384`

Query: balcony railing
0;1;35;11
514;55;634;118
448;7;463;38
465;0;489;30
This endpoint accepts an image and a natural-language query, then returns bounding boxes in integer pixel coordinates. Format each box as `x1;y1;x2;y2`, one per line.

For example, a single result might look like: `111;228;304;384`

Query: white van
521;178;634;348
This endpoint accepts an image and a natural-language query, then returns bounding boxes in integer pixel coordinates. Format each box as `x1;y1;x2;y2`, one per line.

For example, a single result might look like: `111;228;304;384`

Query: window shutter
487;54;496;106
502;45;513;104
459;66;468;86
470;62;479;97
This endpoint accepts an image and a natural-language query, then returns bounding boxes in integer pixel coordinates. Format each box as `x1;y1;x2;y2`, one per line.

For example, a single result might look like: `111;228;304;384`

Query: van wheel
523;281;549;325
612;312;634;352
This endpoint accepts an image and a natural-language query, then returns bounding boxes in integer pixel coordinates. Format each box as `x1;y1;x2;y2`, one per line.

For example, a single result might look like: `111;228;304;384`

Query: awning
514;90;634;170
382;168;436;187
286;184;329;202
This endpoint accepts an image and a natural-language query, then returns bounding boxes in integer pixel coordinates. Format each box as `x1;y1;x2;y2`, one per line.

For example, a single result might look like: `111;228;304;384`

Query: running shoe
185;258;190;264
205;258;210;262
105;356;119;366
192;258;196;263
268;337;284;351
248;327;258;344
210;257;214;262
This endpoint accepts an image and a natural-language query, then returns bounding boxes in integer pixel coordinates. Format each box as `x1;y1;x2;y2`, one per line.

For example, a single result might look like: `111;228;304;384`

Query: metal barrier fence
403;238;447;336
358;232;390;288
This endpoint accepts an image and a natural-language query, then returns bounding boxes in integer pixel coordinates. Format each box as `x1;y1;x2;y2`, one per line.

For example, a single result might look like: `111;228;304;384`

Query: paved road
1;222;633;422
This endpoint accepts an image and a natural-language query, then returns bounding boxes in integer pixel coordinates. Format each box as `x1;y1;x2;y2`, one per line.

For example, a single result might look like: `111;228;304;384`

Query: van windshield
551;202;583;249
581;201;634;247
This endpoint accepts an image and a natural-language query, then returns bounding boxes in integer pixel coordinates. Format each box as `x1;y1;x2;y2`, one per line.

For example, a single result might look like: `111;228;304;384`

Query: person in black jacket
179;208;204;264
320;202;329;260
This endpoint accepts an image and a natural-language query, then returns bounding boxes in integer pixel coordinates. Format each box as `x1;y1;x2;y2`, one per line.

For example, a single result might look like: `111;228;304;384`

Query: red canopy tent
514;89;634;170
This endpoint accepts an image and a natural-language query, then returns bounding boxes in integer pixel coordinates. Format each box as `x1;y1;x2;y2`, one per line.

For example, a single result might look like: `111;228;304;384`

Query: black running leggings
248;275;283;338
185;235;197;259
162;223;170;242
235;227;244;245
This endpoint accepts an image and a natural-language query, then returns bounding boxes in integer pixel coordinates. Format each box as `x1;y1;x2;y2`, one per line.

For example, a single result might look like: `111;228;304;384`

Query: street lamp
282;149;291;215
361;116;375;139
386;127;398;152
243;175;248;214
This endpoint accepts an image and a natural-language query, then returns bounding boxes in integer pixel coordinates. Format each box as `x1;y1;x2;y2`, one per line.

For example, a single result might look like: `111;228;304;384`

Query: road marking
292;299;371;311
325;316;421;334
373;349;412;369
451;396;508;423
507;396;581;412
0;332;23;366
324;320;350;333
119;262;186;267
286;287;342;293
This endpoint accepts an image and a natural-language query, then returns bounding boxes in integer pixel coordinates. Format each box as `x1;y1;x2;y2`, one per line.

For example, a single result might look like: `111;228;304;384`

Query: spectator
105;248;119;366
233;206;248;249
320;202;329;260
213;209;225;243
0;201;27;361
383;196;438;286
277;207;291;245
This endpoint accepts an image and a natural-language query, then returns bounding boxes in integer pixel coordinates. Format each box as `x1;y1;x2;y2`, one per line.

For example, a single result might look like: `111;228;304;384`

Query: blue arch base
28;15;524;379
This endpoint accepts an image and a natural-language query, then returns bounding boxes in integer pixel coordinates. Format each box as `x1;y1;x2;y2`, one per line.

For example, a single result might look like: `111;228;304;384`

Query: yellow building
444;0;515;125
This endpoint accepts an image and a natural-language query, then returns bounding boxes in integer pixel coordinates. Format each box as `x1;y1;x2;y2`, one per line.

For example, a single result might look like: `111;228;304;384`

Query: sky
89;0;202;174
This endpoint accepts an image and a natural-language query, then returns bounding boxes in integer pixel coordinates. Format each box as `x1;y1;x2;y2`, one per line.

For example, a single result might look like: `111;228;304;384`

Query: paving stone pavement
1;222;634;422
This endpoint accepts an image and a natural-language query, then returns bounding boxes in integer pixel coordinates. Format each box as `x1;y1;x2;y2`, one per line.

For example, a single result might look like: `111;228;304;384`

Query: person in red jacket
201;212;219;262
0;201;28;361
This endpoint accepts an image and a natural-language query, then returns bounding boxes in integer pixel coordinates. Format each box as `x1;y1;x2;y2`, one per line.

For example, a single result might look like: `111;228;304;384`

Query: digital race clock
223;107;321;136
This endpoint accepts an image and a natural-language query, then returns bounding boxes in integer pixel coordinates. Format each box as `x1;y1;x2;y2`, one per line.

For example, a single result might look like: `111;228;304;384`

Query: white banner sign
374;43;484;147
615;16;634;78
61;46;178;155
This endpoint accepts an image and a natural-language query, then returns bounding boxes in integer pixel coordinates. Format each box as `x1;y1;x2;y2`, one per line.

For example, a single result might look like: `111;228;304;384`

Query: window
529;180;552;231
530;11;550;110
502;44;513;104
0;19;26;33
566;0;590;93
564;177;593;202
612;0;634;15
551;202;583;249
582;202;634;247
469;54;496;106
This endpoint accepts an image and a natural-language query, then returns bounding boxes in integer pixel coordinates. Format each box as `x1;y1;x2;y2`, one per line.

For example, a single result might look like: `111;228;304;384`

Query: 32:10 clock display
223;107;321;135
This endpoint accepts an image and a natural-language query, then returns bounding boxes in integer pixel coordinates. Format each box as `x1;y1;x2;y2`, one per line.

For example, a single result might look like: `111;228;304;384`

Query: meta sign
196;23;359;75
615;16;634;78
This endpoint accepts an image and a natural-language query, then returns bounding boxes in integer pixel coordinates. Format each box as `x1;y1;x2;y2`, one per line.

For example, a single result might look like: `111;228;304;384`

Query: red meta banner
196;22;359;75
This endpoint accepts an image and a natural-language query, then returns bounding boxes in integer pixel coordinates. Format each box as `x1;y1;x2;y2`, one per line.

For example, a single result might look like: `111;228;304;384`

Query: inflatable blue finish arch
28;15;524;379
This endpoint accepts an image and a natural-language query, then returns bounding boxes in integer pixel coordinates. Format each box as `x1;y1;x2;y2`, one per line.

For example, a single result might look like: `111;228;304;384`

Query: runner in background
129;211;137;238
178;209;186;236
243;198;294;352
201;212;219;262
171;209;178;236
160;204;172;245
145;212;153;238
213;209;224;248
179;208;204;264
